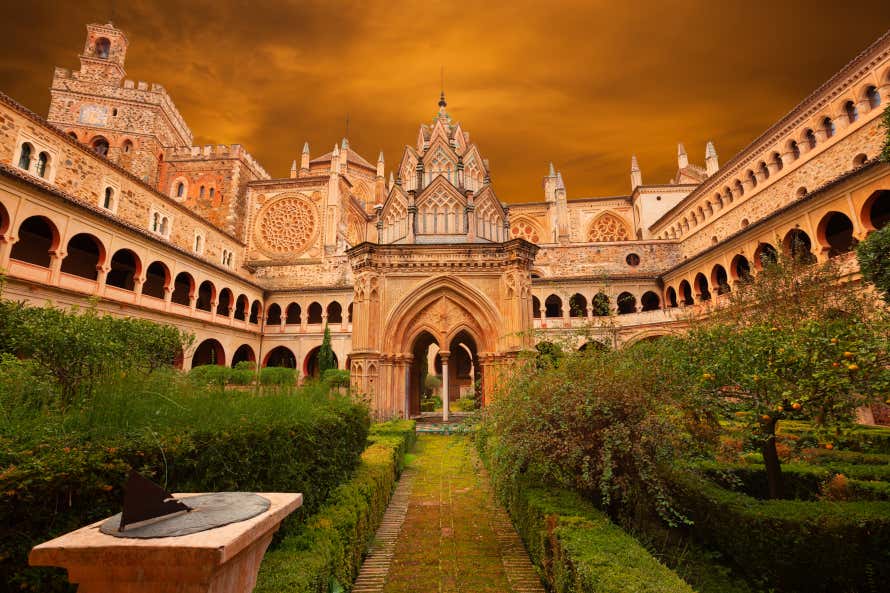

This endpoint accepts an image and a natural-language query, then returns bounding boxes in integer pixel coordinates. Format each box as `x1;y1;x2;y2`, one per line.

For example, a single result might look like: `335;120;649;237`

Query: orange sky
0;1;888;202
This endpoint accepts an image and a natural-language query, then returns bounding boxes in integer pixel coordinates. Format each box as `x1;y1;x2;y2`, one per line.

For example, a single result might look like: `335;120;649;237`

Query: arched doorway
231;344;255;367
409;331;439;417
192;338;224;368
304;346;337;377
265;346;297;369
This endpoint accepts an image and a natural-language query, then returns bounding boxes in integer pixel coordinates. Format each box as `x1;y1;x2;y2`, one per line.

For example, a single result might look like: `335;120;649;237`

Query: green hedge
477;437;694;593
1;397;369;593
255;420;416;593
672;471;890;592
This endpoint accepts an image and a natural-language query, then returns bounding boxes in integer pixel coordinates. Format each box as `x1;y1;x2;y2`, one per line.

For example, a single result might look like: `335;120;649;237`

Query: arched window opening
94;37;111;59
796;187;808;199
820;212;856;257
266;346;297;369
853;153;868;167
544;295;562;318
732;255;752;283
531;295;541;319
324;301;342;324
171;272;194;306
347;303;353;323
106;249;139;291
666;287;678;308
759;162;770;181
199;186;205;199
865;85;881;109
159;217;169;236
122;140;133;153
11;216;56;267
844;101;858;124
694;273;711;301
790;140;801;160
307;302;323;324
175;182;185;198
18;143;32;170
249;300;261;324
209;188;215;199
151;212;160;233
304;346;335;377
103;187;114;210
568;293;587;317
286;303;301;324
265;303;282;325
234;295;249;320
142;261;169;299
232;345;256;368
863;190;890;231
804;129;817;150
216;288;233;316
822;117;835;139
616;292;636;315
747;170;757;188
679;280;694;305
196;280;214;311
61;233;102;280
772;152;783;172
591;292;610;316
92;137;109;157
192;339;224;368
734;179;744;197
36;152;49;178
712;265;730;294
783;229;816;264
67;131;78;141
640;291;660;311
755;243;778;269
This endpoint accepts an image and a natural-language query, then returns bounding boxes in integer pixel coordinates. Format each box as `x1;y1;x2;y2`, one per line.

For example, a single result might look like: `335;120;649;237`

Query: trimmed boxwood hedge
478;437;694;593
1;399;369;593
255;420;416;593
672;471;890;592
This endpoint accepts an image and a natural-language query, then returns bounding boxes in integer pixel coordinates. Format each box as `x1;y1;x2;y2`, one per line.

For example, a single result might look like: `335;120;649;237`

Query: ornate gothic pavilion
1;23;889;418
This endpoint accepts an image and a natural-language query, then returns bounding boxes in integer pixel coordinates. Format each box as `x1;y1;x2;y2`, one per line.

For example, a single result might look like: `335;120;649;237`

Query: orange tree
677;255;890;498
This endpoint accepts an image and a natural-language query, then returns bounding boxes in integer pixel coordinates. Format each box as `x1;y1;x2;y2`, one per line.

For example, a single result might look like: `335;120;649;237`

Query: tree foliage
318;324;336;374
857;224;890;304
880;102;890;162
0;300;193;406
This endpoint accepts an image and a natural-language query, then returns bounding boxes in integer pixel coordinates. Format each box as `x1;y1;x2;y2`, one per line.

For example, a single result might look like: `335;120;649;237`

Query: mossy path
356;434;544;593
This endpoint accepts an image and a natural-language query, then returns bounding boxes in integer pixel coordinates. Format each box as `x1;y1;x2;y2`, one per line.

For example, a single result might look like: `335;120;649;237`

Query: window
199;186;205;199
844;101;858;124
772;152;783;172
194;234;203;254
625;253;640;266
92;137;109;157
822;117;835;139
226;252;233;267
95;37;111;59
159;217;169;236
176;182;184;198
67;131;78;141
747;170;757;188
18;143;32;170
36;152;49;178
865;86;881;110
790;140;801;160
759;162;770;180
152;212;160;232
103;187;114;210
122;140;132;153
804;129;817;149
222;249;228;265
209;188;215;199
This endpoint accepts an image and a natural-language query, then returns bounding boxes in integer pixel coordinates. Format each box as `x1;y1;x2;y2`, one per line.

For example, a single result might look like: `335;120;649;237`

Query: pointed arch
587;212;631;242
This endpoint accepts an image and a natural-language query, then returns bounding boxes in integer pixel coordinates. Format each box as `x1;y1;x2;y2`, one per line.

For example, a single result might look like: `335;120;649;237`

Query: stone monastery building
1;23;889;418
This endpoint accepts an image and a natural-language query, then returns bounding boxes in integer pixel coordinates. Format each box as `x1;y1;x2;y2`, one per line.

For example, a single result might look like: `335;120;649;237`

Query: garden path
354;434;544;593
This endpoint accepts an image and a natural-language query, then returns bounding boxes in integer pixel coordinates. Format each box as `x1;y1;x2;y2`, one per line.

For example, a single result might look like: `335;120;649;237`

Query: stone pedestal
29;492;302;593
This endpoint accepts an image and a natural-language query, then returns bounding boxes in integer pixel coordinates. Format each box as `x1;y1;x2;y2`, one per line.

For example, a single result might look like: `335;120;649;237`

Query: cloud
1;0;887;202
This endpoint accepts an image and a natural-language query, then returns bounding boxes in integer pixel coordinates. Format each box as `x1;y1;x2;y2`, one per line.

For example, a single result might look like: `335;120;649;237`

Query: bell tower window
95;37;111;59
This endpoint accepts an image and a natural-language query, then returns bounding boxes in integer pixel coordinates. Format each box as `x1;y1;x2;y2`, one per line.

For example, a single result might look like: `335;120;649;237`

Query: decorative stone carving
254;194;319;257
587;212;631;242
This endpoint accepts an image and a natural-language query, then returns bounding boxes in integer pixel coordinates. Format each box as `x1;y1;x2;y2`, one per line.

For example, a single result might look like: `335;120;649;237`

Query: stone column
440;351;450;422
48;249;65;286
0;236;15;269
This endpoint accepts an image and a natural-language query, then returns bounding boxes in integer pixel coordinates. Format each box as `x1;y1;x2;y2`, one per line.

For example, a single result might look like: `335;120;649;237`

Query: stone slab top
29;492;302;569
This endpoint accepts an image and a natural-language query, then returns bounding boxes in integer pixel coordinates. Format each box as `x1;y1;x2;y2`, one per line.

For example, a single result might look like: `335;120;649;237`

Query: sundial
98;470;271;539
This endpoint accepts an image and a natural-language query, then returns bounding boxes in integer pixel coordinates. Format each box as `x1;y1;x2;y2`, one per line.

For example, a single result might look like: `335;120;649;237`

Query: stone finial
630;155;643;191
548;162;556;177
290;160;297;179
556;171;565;190
300;142;310;171
341;137;349;149
302;141;310;154
388;171;395;189
677;143;689;169
705;140;719;176
377;151;385;177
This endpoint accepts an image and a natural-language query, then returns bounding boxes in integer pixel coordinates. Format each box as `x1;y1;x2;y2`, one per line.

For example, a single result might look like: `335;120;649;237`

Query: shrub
483;346;688;524
857;223;890;305
671;471;890;592
478;437;694;593
260;366;297;386
255;421;415;593
451;396;477;412
322;368;350;388
188;364;231;388
1;387;370;592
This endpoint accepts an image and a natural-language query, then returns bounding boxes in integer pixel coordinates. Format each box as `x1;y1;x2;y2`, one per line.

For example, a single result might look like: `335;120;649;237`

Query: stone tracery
587;212;631;242
255;194;319;256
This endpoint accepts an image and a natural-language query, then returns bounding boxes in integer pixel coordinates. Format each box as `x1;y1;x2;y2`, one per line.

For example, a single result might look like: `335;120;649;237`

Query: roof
309;148;375;169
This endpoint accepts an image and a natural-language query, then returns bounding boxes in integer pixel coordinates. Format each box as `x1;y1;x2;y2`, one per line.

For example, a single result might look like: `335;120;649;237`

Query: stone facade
1;22;889;419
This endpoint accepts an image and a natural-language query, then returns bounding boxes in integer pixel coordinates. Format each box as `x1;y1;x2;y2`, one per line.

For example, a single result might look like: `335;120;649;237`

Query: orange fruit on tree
832;362;840;367
825;443;834;450
830;338;838;344
791;402;802;410
847;363;859;371
843;352;854;359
